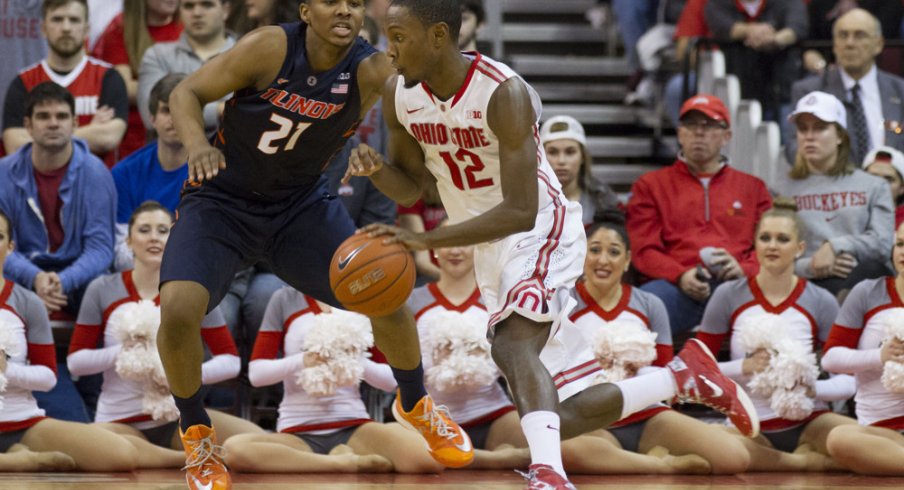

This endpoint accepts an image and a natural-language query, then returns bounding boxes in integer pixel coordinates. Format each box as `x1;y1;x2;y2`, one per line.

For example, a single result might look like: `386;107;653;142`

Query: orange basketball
329;233;416;317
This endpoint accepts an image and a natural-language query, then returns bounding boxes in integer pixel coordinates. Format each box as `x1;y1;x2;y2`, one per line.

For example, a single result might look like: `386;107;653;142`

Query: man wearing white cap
778;90;894;296
864;146;904;228
787;9;904;164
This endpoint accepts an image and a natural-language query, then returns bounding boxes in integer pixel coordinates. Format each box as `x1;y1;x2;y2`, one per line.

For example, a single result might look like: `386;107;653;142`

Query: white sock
613;368;676;419
520;411;566;476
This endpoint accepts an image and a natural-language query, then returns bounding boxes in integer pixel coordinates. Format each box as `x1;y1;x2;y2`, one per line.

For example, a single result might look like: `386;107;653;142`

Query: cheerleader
698;199;856;471
67;202;261;467
822;220;904;475
559;210;749;474
222;289;442;474
407;231;531;470
0;209;142;472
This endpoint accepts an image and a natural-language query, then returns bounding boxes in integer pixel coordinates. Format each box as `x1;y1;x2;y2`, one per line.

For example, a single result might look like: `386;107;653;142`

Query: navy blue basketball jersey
212;22;377;201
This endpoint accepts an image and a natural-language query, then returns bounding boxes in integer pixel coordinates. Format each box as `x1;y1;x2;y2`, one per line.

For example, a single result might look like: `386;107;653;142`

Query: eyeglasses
679;119;727;131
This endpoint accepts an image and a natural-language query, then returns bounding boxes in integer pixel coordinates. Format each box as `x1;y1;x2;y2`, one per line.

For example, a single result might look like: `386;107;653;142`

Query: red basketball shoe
669;339;760;437
517;464;577;490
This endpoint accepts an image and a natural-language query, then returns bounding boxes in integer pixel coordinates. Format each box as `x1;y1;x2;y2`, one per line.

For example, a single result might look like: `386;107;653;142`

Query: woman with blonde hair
774;91;894;297
697;198;857;471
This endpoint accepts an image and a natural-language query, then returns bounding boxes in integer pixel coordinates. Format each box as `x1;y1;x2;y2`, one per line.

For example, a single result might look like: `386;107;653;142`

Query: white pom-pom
421;311;498;393
0;319;20;410
737;313;819;420
142;383;178;422
296;310;374;396
107;300;161;346
590;320;658;383
108;301;174;420
881;310;904;393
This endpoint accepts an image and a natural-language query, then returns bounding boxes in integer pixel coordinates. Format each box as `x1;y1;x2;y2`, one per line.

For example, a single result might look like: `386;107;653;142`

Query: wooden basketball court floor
2;471;904;490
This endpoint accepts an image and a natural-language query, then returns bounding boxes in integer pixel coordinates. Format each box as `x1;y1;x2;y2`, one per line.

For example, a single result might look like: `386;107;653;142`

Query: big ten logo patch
348;268;387;295
726;200;743;216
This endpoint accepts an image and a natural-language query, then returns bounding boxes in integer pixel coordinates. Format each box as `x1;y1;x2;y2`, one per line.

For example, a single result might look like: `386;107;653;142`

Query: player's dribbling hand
188;145;226;182
361;223;428;251
343;143;384;184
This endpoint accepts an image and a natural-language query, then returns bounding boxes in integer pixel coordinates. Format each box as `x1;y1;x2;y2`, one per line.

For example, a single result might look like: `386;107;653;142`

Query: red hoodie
627;159;772;284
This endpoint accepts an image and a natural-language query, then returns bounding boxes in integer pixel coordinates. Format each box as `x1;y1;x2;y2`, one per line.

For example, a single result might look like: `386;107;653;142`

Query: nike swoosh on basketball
337;243;369;270
699;374;724;398
406;107;424;114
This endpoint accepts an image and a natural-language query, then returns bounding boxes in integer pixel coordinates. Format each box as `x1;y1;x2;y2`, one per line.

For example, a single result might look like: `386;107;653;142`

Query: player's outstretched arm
169;26;287;182
414;78;539;249
349;75;430;206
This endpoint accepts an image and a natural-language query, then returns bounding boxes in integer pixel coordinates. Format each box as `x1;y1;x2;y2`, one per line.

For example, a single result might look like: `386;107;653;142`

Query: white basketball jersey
395;53;564;224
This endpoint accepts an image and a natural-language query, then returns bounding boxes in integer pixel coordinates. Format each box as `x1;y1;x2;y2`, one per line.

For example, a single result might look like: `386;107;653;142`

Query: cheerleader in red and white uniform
223;289;443;474
67;202;261;467
406;232;530;470
698;200;857;471
822;220;904;475
0;210;143;472
558;211;749;474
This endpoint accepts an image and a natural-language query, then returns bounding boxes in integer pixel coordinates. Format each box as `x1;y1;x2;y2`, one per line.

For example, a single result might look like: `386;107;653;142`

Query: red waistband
871;415;904;431
461;406;517;429
761;410;829;433
0;416;48;433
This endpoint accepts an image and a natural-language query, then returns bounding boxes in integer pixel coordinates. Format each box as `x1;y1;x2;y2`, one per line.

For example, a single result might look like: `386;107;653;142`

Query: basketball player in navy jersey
159;1;472;488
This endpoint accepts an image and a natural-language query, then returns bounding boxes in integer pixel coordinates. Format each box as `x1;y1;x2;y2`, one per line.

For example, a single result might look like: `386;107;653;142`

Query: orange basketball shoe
392;392;474;468
180;424;232;490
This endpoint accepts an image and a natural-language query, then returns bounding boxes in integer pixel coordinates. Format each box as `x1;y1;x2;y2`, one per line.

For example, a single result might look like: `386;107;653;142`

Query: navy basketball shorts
160;176;356;312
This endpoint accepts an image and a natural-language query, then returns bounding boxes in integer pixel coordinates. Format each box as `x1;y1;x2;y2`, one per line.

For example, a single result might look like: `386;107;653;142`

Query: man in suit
786;8;904;165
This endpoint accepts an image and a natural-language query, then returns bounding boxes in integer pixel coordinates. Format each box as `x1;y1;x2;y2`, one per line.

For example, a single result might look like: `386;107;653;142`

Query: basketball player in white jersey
345;1;759;487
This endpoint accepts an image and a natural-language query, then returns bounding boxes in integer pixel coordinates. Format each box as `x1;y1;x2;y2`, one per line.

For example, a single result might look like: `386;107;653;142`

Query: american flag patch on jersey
331;83;348;94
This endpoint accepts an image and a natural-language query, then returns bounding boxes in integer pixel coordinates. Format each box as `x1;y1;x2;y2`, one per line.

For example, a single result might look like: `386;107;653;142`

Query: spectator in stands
3;0;128;167
611;0;660;94
138;0;235;135
775;91;893;297
697;199;857;472
459;0;484;52
822;220;904;476
539;115;619;227
112;74;188;272
704;0;808;123
664;0;710;127
0;1;46;158
92;0;183;158
863;146;904;228
627;94;772;334
0;82;116;423
227;0;298;37
807;0;901;43
788;9;904;165
87;0;123;51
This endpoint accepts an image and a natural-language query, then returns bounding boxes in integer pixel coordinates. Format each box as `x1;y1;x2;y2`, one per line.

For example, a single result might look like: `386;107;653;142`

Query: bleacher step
511;55;630;78
501;0;597;14
542;104;657;126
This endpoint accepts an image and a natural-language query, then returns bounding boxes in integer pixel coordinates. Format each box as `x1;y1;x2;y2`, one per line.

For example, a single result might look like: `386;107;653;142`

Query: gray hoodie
773;169;894;278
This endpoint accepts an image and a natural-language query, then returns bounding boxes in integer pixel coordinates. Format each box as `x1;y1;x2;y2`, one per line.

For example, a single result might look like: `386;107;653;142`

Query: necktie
849;83;871;165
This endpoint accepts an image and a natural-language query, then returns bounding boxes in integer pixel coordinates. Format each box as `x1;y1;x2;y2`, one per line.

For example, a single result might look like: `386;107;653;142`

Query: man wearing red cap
627;94;773;335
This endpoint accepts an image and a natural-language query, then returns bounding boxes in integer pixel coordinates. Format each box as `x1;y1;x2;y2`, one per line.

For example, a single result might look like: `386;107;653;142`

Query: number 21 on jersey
440;148;494;190
257;113;312;154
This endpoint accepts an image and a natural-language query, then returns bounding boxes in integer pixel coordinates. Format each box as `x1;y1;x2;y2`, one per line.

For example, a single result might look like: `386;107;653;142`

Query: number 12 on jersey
439;148;494;190
257;113;312;154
